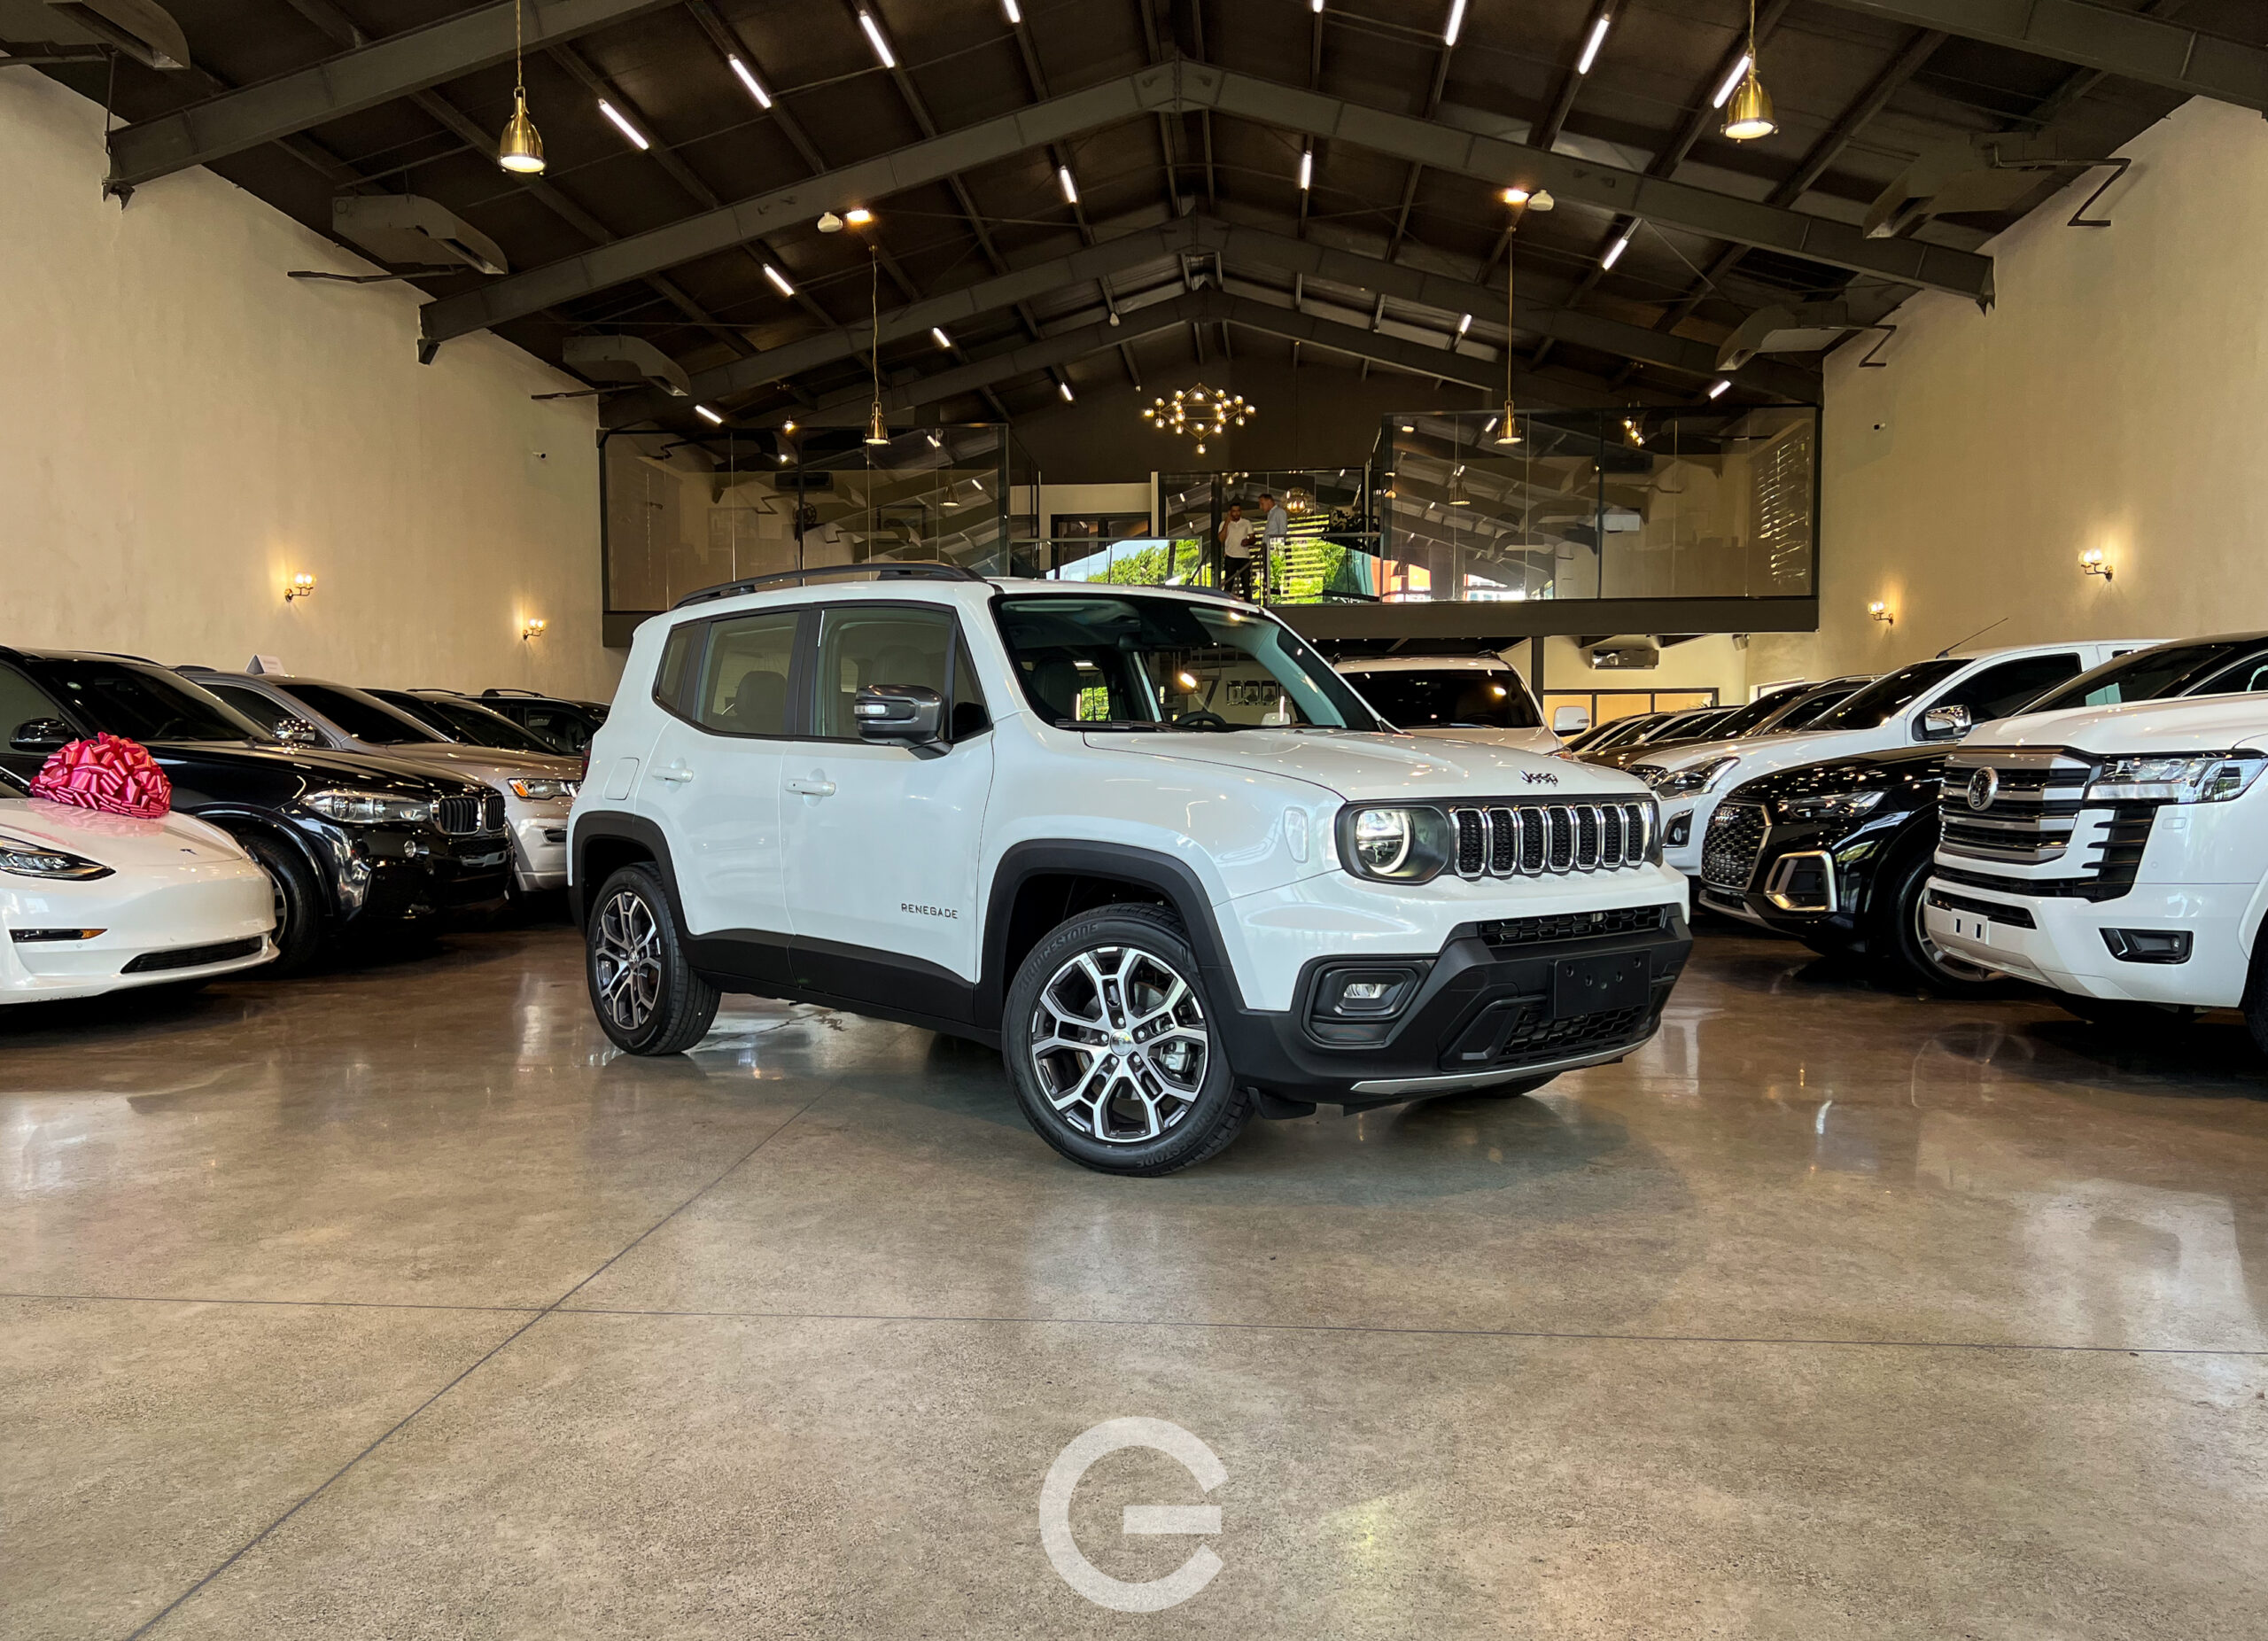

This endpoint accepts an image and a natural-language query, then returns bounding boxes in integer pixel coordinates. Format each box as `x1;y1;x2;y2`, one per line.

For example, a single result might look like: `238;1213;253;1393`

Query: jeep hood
1961;695;2268;756
1081;728;1646;801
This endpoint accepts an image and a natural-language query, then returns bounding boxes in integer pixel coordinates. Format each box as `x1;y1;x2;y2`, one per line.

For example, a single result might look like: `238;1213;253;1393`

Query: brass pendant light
497;0;546;174
1721;0;1776;142
1495;188;1526;447
864;240;889;446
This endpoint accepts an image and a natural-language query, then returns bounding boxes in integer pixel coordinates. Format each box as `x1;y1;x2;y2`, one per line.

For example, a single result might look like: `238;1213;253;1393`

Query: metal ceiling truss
1814;0;2268;114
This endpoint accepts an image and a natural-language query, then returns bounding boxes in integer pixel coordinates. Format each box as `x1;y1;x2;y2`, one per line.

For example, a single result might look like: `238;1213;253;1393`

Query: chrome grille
1443;800;1655;878
1938;750;2091;865
1701;802;1770;891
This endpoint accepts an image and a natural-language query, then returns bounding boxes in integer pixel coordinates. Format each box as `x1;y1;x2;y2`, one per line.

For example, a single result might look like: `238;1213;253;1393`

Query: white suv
571;567;1693;1175
1928;686;2268;1047
1635;641;2157;883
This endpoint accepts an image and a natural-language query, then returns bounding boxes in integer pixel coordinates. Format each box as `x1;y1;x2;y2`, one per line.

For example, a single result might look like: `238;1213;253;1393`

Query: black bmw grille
1701;802;1770;890
436;792;509;836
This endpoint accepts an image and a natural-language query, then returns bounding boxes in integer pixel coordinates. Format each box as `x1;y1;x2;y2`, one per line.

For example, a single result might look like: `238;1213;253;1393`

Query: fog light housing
1762;851;1836;914
1666;812;1691;848
1309;963;1425;1046
2101;929;2192;964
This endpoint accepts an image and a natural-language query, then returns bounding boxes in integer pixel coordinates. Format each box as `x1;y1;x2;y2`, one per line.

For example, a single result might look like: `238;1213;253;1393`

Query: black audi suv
0;649;513;973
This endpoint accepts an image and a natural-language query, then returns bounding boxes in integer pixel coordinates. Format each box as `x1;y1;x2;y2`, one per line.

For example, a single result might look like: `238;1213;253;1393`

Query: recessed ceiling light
727;56;772;109
858;10;896;69
1577;12;1612;74
931;326;952;348
1058;164;1078;206
1708;377;1731;399
1443;0;1466;46
694;404;724;424
764;262;795;297
596;99;649;152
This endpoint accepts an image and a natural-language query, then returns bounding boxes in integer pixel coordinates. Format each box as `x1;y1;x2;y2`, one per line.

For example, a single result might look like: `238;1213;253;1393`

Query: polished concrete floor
4;922;2266;1638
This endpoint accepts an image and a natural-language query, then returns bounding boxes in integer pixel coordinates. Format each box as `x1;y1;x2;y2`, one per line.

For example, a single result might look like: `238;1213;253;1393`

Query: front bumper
3;865;274;1003
1922;876;2254;1008
1212;906;1693;1112
347;829;514;924
510;806;571;890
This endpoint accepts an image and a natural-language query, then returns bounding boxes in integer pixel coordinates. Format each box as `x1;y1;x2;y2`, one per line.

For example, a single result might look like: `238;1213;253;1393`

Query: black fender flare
975;840;1247;1024
184;807;341;922
568;810;686;929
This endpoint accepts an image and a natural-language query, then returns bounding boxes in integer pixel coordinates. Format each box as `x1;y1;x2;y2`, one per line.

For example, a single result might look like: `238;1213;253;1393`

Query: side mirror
1919;704;1972;742
1552;705;1591;735
10;719;72;754
855;684;944;746
273;717;321;746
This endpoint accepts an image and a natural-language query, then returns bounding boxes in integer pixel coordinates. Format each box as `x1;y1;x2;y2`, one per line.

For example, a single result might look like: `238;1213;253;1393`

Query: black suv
1706;633;2268;992
474;688;610;754
0;649;513;973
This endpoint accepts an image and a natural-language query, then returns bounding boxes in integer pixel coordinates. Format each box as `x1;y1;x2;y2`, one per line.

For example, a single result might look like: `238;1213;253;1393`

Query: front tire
1003;905;1252;1176
586;864;718;1055
238;833;323;977
1875;848;2003;996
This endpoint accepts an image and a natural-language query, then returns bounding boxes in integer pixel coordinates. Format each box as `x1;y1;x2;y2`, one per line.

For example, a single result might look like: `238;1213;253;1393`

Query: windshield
1711;688;1806;737
373;691;555;752
1340;668;1541;730
1589;715;1663;750
1767;684;1859;730
993;595;1383;730
1813;658;1966;731
274;681;442;745
23;658;263;743
2028;640;2268;712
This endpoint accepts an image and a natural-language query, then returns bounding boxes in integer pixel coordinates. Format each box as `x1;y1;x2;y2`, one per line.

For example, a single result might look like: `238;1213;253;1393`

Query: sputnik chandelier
1141;383;1253;456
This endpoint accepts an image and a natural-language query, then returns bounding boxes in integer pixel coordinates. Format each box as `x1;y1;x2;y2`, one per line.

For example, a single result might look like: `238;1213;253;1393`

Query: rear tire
1875;848;2002;996
1003;904;1252;1176
238;834;323;978
586;864;718;1055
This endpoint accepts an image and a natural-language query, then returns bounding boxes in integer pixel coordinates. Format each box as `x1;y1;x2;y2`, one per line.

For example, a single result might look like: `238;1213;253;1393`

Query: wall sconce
1868;601;1893;626
2078;548;2114;580
284;573;316;602
522;618;547;641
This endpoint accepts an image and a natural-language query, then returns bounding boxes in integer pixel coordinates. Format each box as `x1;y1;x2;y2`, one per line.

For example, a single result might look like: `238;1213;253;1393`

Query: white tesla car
0;766;275;1002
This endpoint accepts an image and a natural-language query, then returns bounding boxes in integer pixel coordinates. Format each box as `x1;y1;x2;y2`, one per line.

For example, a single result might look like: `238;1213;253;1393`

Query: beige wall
1;72;617;700
1812;97;2268;680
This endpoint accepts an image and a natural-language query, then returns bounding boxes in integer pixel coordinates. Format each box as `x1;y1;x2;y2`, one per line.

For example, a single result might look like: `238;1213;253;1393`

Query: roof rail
480;688;542;698
672;561;989;610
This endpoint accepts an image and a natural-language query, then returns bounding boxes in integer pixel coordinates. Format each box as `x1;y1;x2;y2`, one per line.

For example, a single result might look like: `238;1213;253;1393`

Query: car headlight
1778;789;1885;820
0;836;113;880
1336;805;1455;883
302;789;434;825
2084;753;2266;805
1646;756;1739;799
507;778;578;801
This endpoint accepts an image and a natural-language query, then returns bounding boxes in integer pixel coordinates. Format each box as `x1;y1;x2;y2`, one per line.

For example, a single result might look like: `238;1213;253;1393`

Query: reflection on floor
4;925;2265;1637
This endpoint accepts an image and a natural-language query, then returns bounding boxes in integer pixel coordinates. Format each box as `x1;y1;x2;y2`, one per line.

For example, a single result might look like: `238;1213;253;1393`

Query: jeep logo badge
1521;770;1559;786
1965;767;1999;812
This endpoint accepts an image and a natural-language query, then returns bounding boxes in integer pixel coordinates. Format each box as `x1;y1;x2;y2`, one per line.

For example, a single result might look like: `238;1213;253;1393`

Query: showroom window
693;610;799;737
810;605;959;739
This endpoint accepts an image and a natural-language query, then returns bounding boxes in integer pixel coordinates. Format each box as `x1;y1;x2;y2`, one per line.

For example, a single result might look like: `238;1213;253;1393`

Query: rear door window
1931;654;2082;723
693;611;800;737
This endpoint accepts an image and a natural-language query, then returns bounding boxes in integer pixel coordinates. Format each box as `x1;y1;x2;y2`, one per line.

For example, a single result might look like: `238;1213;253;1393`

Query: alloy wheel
1028;945;1210;1144
594;890;664;1033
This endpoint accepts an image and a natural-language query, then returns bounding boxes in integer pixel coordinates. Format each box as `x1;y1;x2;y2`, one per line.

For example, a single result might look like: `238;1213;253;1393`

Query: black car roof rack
672;561;989;610
481;688;542;698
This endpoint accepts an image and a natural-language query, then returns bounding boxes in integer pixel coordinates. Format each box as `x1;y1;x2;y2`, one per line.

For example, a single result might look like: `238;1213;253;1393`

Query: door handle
785;777;836;797
655;765;695;784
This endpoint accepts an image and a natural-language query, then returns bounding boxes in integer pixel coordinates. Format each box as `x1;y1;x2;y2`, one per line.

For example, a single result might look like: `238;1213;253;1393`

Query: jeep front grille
1700;802;1770;891
1446;800;1655;879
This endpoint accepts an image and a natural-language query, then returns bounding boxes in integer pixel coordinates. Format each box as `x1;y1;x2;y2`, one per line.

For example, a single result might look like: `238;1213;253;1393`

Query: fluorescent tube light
1058;165;1078;205
1444;0;1466;46
694;404;724;425
596;100;649;152
727;56;773;109
1298;147;1312;191
763;263;795;297
1708;378;1732;399
931;327;952;348
858;10;896;69
1600;225;1635;269
1713;53;1751;109
1577;13;1611;74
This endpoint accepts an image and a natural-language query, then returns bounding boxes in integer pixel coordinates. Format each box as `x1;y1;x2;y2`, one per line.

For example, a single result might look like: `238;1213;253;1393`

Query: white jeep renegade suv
571;567;1692;1175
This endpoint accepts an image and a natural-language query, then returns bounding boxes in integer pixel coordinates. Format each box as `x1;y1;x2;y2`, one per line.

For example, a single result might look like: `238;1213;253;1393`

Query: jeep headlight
0;836;113;880
1778;789;1884;820
1645;756;1738;799
507;777;578;801
1337;805;1454;883
302;789;433;825
2084;753;2265;805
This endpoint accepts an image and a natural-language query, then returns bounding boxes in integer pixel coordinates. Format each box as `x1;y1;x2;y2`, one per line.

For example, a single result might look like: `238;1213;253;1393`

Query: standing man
1260;492;1289;599
1218;502;1254;599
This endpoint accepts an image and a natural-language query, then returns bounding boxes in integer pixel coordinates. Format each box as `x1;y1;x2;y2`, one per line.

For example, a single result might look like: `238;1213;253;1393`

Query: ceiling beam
1176;66;1994;302
103;0;680;191
418;64;1178;350
1813;0;2268;114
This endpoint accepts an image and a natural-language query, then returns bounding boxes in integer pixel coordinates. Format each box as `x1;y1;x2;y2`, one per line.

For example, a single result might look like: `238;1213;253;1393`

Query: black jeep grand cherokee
0;649;511;973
